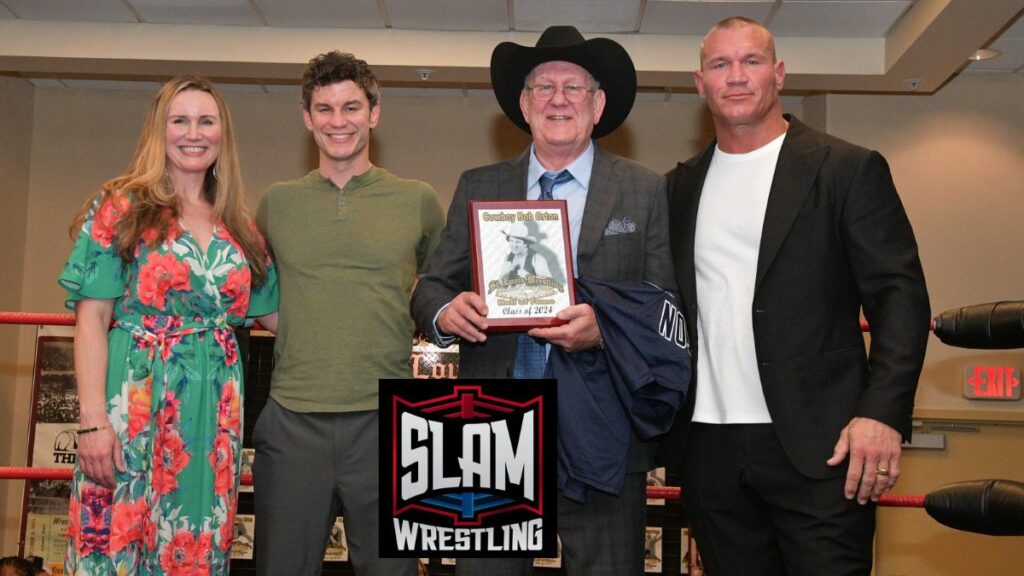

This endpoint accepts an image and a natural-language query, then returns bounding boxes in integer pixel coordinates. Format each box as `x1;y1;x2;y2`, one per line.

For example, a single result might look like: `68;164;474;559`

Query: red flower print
159;392;181;423
90;193;130;248
153;430;190;495
196;532;215;576
109;498;147;553
142;507;158;551
67;496;82;551
137;251;191;310
160;530;200;575
142;315;184;334
220;267;251;318
137;315;186;361
160;332;187;362
127;378;153;440
209;433;235;496
152;394;190;495
213;329;238;366
216;381;240;432
78;485;112;556
215;224;238;248
219;507;236;553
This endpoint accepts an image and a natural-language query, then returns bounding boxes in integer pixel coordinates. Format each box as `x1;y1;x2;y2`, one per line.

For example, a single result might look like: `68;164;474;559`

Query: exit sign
963;365;1021;400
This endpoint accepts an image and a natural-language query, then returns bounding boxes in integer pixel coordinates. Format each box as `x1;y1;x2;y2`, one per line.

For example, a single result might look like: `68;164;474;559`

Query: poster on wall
644;526;663;573
21;327;77;570
532;536;563;568
239;448;255;493
680;527;690;574
231;514;255;560
324;516;349;562
411;336;459;379
24;479;72;575
646;467;666;506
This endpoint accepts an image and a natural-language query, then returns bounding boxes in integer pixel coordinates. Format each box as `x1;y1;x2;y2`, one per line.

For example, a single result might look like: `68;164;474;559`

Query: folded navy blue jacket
546;277;692;503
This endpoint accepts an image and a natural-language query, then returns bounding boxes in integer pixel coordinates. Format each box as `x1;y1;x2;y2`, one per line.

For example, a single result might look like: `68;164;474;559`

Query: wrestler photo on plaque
469;200;575;329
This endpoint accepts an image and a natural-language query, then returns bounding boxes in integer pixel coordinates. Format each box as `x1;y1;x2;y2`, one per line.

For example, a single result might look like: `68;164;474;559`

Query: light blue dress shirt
526;141;594;275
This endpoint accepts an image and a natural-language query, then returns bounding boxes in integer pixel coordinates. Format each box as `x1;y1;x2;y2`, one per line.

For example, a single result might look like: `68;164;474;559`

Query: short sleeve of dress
247;259;278;319
57;194;129;310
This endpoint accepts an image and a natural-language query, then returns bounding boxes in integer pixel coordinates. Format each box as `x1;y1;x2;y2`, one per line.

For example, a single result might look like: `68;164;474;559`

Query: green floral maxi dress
58;193;278;575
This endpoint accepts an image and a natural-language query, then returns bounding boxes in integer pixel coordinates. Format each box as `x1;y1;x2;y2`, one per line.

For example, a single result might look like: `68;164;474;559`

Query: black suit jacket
658;116;930;479
411;143;675;471
413;143;675;377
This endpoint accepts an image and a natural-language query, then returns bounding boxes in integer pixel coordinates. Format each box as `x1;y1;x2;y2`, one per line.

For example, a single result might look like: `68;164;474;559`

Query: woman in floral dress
58;76;278;575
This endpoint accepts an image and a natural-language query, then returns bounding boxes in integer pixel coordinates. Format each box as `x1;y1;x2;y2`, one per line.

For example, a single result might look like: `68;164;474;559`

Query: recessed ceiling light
969;48;1002;61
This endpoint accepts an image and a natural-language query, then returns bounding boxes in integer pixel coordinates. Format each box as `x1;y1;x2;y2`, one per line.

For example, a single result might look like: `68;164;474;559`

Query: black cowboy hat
490;25;637;139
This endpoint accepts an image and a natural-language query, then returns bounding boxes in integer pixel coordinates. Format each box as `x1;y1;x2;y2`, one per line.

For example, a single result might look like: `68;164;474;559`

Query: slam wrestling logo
380;379;557;557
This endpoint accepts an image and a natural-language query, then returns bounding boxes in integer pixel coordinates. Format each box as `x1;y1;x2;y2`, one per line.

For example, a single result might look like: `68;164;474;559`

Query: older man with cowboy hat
412;25;675;576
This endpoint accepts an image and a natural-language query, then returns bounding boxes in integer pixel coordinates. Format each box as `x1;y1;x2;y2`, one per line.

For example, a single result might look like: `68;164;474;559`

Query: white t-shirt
692;132;786;424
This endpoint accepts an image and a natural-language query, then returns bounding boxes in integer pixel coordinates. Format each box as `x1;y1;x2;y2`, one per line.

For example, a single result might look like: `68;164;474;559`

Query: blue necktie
538;169;574;200
514;169;574;379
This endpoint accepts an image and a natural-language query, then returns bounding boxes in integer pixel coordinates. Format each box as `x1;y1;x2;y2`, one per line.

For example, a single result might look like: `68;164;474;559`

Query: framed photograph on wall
469;200;575;330
20;329;77;574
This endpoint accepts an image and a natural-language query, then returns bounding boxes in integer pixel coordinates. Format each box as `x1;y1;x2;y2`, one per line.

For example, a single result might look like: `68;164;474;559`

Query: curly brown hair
301;51;380;110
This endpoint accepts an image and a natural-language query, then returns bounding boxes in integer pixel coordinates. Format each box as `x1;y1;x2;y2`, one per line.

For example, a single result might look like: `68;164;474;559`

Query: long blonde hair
71;75;268;284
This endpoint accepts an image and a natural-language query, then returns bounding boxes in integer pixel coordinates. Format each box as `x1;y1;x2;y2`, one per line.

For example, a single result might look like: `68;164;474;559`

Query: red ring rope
0;311;268;331
0;311;936;333
0;466;254;486
0;466;920;506
0;312;76;326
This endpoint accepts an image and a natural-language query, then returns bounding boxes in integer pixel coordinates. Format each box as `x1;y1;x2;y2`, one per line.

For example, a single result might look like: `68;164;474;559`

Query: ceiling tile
2;0;137;23
129;0;264;26
641;1;776;36
515;0;640;33
388;0;507;32
252;0;383;28
998;11;1024;39
770;1;912;38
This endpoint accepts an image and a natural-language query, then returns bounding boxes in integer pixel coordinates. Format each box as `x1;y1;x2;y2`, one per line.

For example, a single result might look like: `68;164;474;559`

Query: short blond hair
699;17;777;67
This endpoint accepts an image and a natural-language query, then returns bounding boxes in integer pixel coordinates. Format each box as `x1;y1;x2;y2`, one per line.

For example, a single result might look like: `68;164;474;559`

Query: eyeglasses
525;84;595;103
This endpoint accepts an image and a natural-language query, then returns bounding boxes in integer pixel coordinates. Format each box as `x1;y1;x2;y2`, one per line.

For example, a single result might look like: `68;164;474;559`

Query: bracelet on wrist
76;424;111;435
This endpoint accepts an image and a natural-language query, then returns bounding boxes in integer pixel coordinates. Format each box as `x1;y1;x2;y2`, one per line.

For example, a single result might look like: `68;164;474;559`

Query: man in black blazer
661;17;930;575
412;26;674;576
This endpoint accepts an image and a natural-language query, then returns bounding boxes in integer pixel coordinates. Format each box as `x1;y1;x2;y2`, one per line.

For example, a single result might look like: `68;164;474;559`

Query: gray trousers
252;399;417;576
455;472;648;576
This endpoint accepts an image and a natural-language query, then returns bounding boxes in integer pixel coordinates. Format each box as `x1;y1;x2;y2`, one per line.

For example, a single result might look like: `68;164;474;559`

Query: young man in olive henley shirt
252;51;444;576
